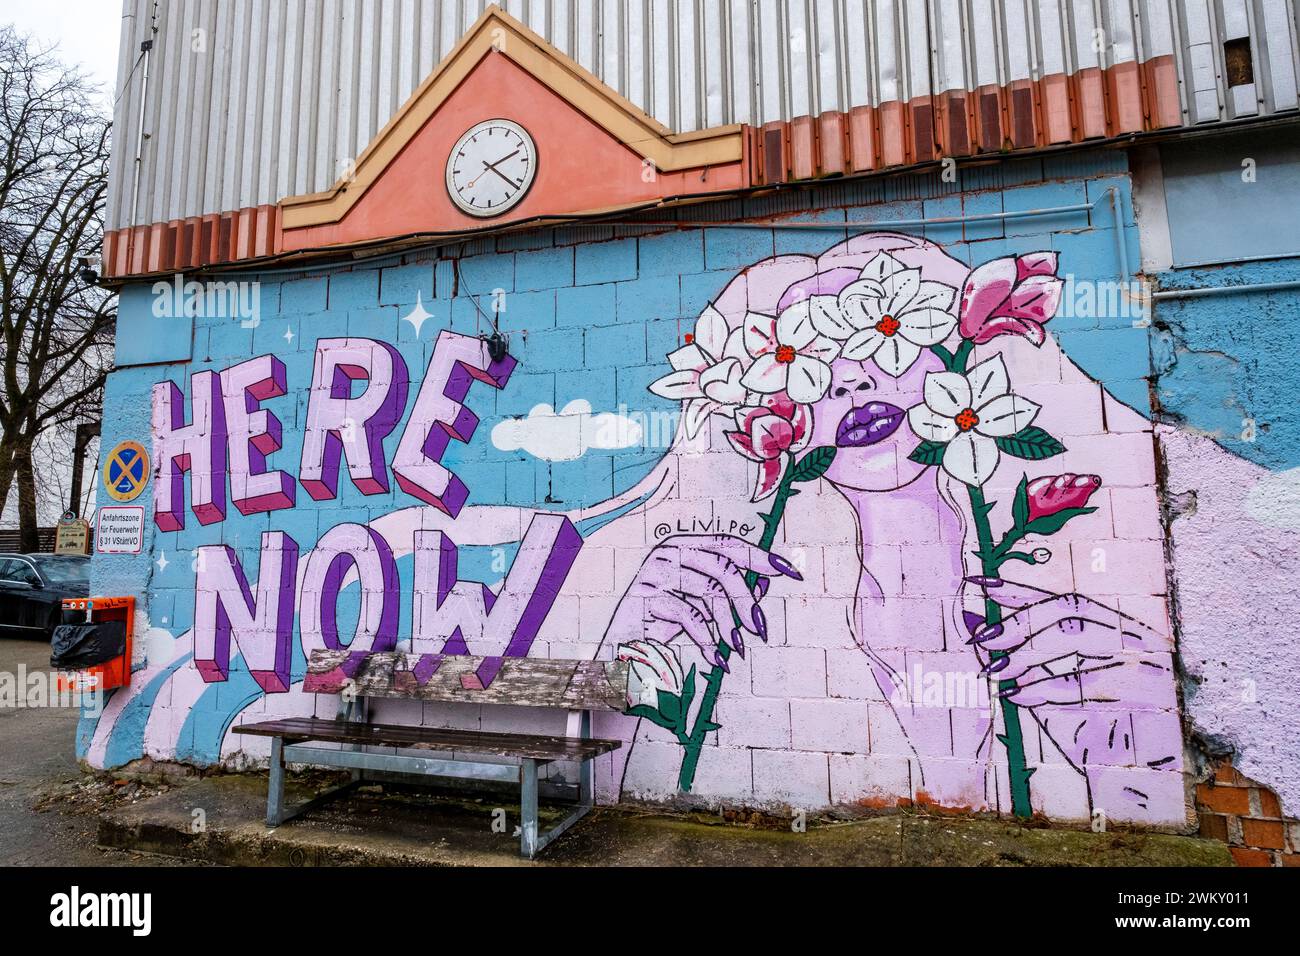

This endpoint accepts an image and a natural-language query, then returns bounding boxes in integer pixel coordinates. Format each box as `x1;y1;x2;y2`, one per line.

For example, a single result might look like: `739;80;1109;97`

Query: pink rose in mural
1026;473;1104;521
958;251;1064;346
725;392;812;500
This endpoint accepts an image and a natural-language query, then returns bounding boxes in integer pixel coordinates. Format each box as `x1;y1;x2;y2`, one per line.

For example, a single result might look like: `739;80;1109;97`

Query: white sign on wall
95;506;145;555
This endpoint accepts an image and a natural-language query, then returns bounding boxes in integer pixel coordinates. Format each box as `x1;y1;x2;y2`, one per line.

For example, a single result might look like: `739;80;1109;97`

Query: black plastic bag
50;621;127;668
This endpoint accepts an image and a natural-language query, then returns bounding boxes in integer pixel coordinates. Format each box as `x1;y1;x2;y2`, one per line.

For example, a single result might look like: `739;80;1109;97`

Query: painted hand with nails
965;576;1183;812
605;534;801;670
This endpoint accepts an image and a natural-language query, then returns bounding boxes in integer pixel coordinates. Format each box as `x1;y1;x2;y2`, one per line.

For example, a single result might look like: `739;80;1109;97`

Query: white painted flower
738;300;841;403
836;253;958;376
802;293;858;340
907;354;1041;487
648;304;748;437
618;638;685;708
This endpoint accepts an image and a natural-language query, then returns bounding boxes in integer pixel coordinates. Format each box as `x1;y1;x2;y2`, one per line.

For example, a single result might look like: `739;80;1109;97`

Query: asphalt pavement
0;635;182;866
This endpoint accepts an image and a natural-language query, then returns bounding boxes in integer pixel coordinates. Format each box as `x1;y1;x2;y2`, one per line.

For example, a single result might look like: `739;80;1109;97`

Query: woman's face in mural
807;352;940;492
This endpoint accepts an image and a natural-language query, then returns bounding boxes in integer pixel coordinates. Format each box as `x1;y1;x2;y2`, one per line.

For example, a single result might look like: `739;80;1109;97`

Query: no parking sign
102;440;150;502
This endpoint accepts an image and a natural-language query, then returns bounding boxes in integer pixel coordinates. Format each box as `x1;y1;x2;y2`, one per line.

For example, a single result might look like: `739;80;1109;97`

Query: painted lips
835;402;905;447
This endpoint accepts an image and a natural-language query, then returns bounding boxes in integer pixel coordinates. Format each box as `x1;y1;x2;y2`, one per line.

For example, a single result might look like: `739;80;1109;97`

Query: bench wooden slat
302;650;629;712
234;717;621;763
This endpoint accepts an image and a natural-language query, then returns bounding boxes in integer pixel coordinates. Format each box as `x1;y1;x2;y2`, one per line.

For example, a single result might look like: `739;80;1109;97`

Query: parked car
0;554;89;639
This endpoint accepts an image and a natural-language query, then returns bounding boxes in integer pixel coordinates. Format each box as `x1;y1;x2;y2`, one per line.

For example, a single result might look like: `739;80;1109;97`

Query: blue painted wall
1152;253;1300;473
88;148;1150;768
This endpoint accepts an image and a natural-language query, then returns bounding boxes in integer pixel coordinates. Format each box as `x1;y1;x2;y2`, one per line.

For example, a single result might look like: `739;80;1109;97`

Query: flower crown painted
650;249;1065;498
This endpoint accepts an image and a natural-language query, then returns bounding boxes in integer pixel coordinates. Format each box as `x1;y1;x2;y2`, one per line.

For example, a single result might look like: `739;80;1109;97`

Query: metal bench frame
262;697;599;859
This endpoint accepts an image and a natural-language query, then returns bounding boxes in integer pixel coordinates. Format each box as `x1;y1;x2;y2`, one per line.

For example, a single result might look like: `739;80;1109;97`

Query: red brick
1230;847;1273;867
1214;763;1246;786
1242;818;1287;850
1280;854;1300;867
1198;813;1229;842
1257;788;1282;818
1197;784;1251;815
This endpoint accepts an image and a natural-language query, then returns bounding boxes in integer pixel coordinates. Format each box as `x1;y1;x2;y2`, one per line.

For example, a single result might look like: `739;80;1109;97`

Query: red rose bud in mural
1026;473;1104;521
725;392;812;500
958;252;1064;346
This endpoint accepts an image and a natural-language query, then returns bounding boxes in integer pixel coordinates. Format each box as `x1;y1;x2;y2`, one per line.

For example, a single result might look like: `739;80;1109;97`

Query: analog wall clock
445;118;538;217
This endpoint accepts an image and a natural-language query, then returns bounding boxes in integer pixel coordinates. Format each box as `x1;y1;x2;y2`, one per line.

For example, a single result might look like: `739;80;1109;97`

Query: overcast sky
4;1;125;103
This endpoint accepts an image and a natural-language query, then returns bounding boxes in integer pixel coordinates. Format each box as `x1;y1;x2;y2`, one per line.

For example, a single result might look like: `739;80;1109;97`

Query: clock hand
483;161;521;190
465;150;521;189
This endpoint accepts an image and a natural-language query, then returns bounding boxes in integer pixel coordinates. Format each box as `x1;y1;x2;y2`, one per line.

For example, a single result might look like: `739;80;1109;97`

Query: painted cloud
491;399;644;462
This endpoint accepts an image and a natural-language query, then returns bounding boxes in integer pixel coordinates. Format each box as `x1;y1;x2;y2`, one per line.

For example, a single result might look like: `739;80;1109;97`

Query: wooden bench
234;649;626;858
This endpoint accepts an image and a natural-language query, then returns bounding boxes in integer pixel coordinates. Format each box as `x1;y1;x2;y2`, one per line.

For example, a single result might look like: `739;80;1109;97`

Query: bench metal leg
267;737;287;826
578;710;594;807
516;710;600;859
265;736;363;828
518;755;597;860
519;758;540;858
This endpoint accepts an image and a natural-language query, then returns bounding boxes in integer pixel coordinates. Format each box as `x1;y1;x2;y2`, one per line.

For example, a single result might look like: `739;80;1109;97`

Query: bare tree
0;424;96;527
0;26;114;551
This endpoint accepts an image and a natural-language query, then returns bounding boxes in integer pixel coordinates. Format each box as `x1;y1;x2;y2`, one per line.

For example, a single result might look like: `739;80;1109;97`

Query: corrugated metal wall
107;0;1300;232
1174;0;1300;123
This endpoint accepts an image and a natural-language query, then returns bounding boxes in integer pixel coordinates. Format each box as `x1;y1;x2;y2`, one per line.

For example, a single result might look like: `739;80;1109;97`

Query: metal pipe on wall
1152;279;1300;300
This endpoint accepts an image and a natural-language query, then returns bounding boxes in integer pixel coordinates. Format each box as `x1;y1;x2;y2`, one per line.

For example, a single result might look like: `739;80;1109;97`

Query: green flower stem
633;707;692;745
937;339;1033;818
993;535;1025;560
951;339;975;372
676;463;799;793
968;485;1034;818
999;551;1038;565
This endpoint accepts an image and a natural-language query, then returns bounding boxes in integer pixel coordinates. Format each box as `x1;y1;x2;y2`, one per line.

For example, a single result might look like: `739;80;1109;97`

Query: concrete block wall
86;149;1194;825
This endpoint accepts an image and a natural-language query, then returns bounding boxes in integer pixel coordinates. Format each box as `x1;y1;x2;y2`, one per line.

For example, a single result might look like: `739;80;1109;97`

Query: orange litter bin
55;595;134;694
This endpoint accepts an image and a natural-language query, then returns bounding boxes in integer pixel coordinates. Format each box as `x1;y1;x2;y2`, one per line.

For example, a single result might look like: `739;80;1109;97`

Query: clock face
445;119;538;217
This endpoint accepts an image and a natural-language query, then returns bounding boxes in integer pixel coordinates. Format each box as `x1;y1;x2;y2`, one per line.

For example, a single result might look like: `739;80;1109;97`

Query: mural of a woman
588;232;1183;823
84;233;1185;827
